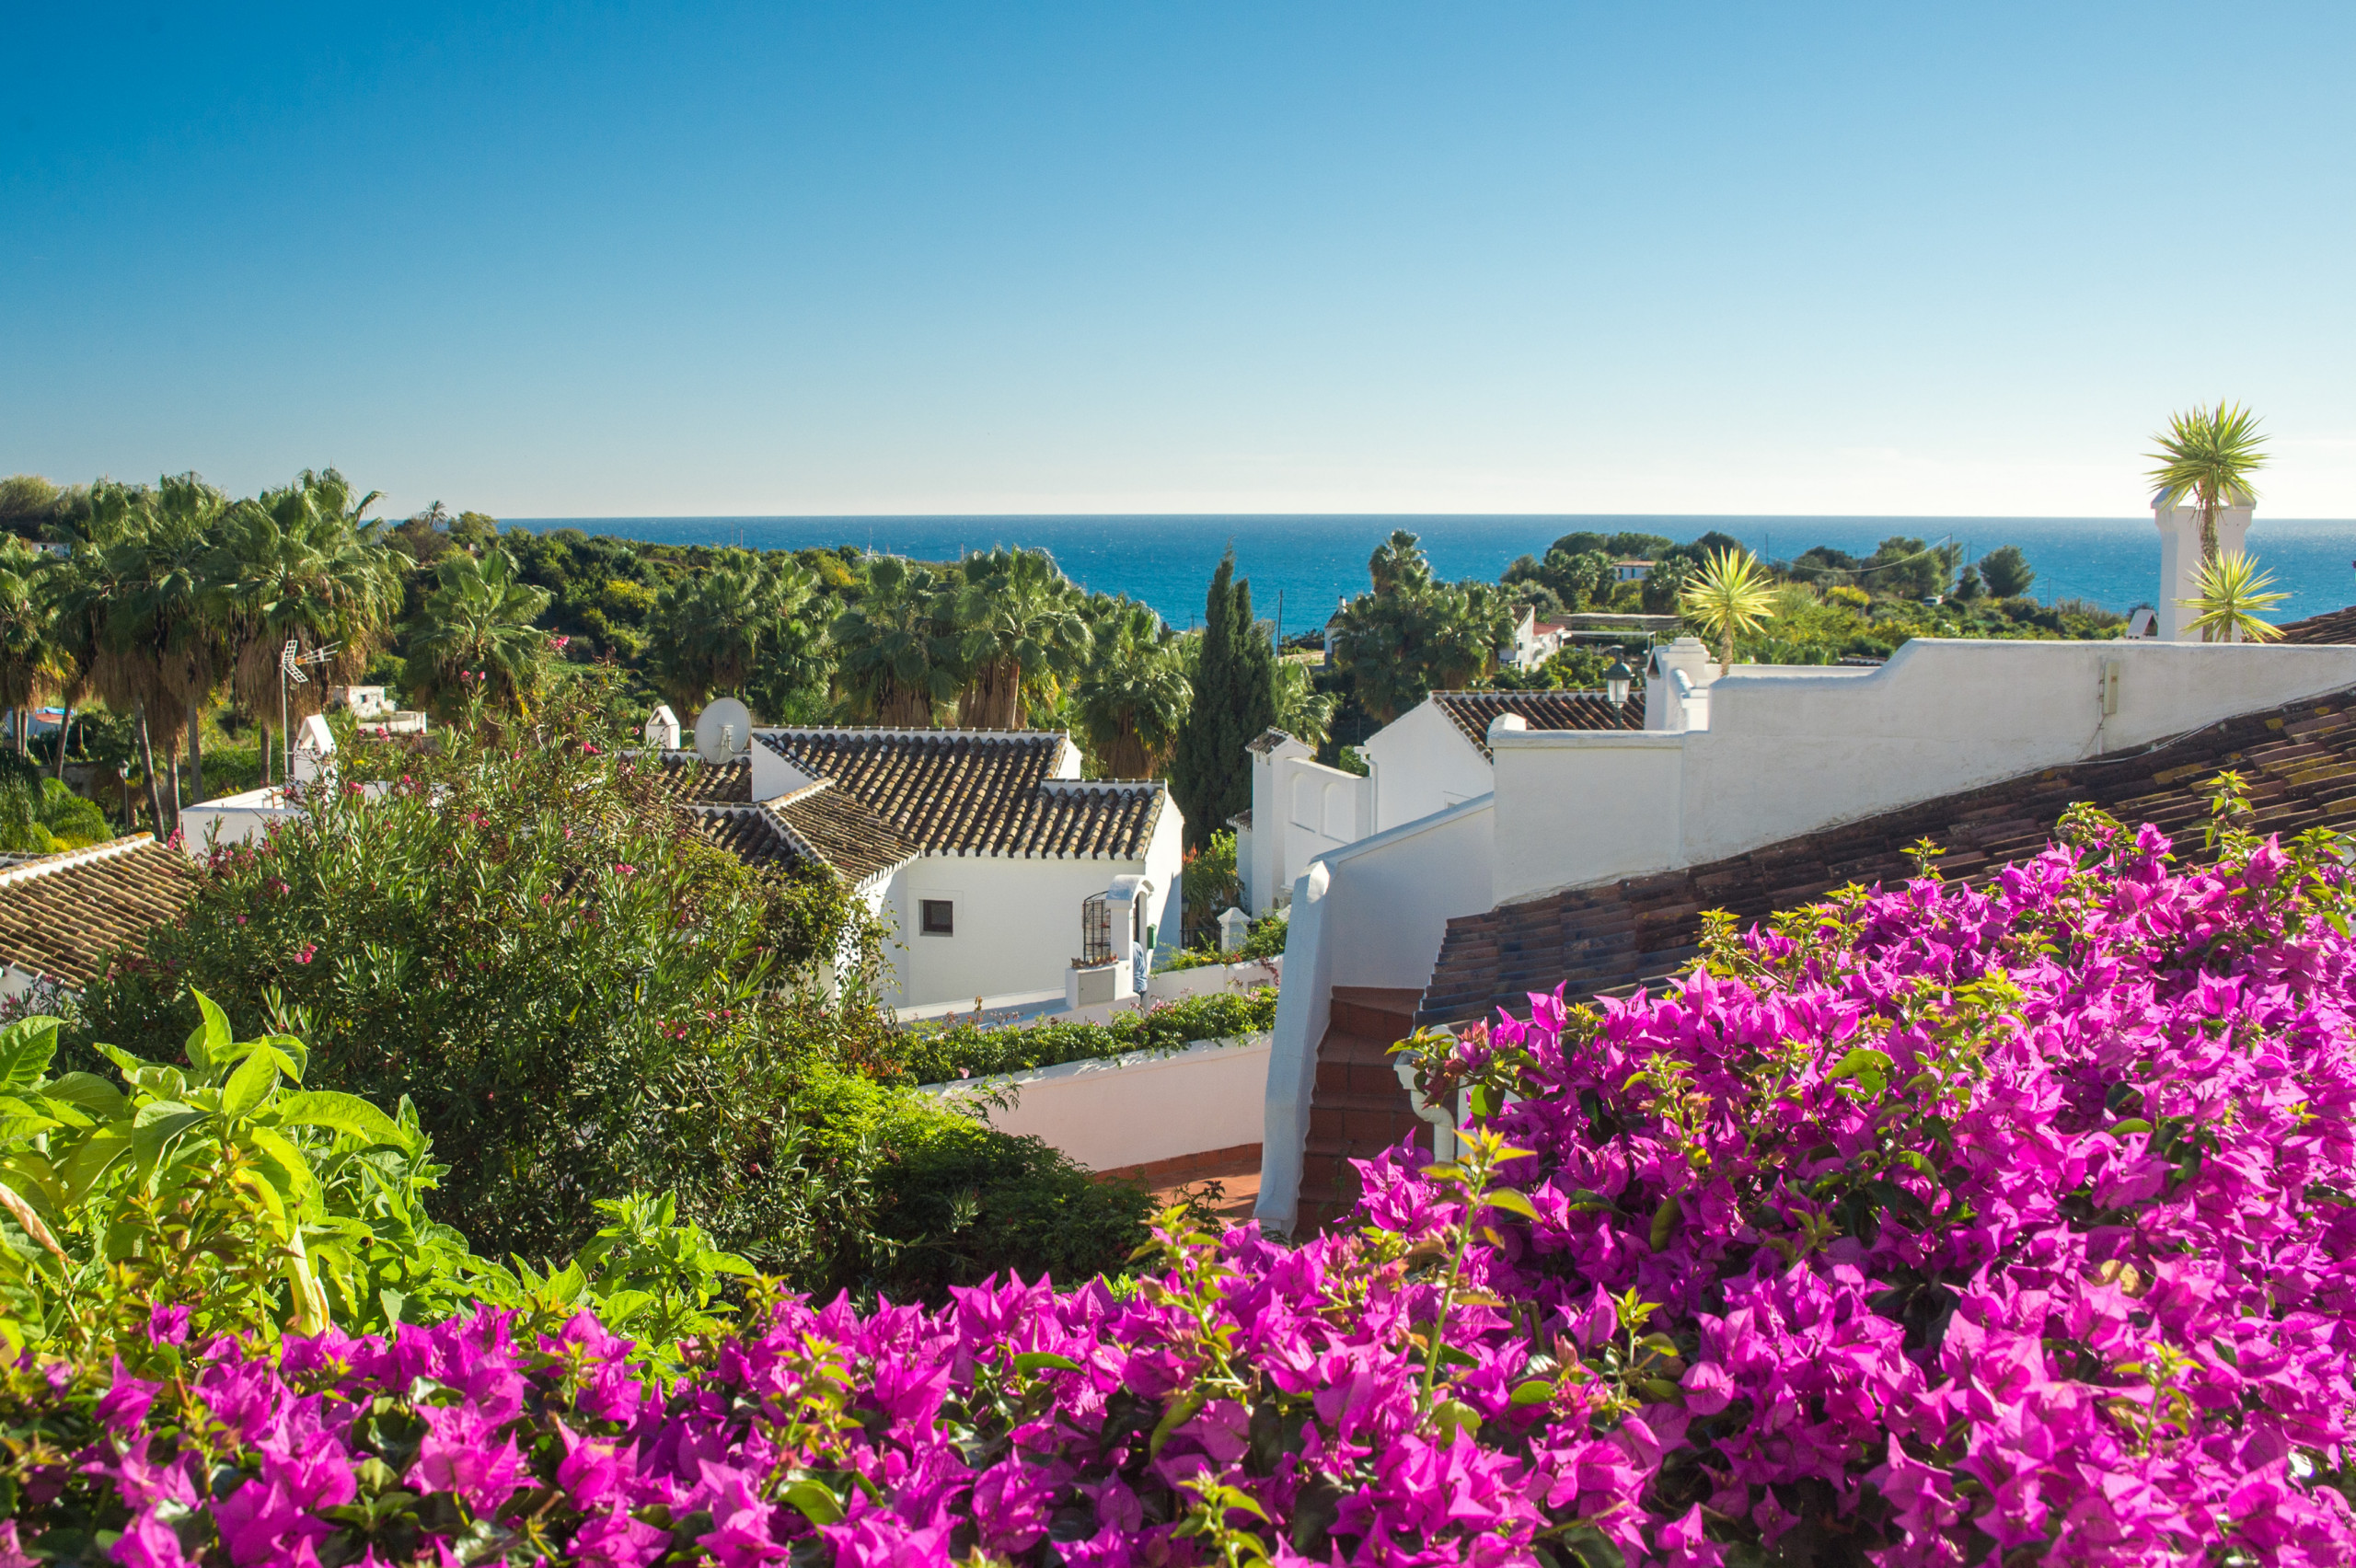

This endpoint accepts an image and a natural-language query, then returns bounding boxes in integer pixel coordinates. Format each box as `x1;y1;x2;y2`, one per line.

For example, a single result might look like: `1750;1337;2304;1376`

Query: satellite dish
694;698;755;763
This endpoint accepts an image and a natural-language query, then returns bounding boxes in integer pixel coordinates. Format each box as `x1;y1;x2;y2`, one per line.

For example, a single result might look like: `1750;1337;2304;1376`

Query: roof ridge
0;835;161;887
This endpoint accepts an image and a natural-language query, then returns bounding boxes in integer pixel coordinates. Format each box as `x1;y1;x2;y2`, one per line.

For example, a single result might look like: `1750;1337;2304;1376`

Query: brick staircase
1294;986;1426;1235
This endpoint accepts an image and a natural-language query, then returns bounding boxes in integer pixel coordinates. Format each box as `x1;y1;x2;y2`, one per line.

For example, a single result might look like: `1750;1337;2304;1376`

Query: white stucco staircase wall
921;1032;1272;1172
1255;794;1496;1235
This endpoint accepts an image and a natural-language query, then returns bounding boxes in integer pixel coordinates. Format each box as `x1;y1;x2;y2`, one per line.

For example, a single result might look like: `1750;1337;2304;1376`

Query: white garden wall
1488;639;2356;905
1362;698;1494;834
921;1032;1272;1172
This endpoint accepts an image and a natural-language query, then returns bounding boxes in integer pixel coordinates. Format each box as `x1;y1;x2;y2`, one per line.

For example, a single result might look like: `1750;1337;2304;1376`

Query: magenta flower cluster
7;820;2353;1564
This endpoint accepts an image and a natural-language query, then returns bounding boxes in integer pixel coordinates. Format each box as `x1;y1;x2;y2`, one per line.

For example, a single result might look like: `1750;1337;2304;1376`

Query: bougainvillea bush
7;795;2356;1564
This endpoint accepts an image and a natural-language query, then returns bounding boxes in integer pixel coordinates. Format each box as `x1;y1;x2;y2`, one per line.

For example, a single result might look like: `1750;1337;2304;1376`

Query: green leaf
221;1046;280;1120
1149;1388;1208;1457
1508;1378;1555;1406
0;1017;59;1091
1011;1351;1082;1376
1637;1377;1685;1403
41;1072;129;1124
188;990;234;1076
1825;1047;1893;1091
1483;1187;1541;1223
248;1126;321;1209
1649;1194;1682;1251
272;1091;406;1147
2107;1118;2153;1137
1432;1398;1482;1442
780;1481;844;1528
131;1103;208;1165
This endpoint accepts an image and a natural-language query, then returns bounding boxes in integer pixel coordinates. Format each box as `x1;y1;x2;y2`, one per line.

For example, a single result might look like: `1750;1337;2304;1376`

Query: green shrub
789;1066;1149;1299
868;986;1278;1086
38;780;109;847
0;997;756;1367
66;714;1146;1303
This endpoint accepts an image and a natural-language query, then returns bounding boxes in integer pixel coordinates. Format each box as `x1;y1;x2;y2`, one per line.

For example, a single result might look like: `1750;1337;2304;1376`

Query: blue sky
6;3;2353;519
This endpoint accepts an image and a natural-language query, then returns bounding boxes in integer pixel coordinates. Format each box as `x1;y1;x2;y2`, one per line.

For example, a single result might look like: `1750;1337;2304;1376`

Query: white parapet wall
919;1032;1272;1172
1487;639;2356;905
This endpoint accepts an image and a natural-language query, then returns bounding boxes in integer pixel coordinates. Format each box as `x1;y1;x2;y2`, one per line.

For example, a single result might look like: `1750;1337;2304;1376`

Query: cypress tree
1171;548;1277;849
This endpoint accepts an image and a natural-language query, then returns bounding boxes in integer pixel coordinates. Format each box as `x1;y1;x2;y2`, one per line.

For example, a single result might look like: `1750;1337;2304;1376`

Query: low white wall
1256;795;1497;1235
1146;957;1281;1002
1489;640;2356;905
921;1032;1271;1171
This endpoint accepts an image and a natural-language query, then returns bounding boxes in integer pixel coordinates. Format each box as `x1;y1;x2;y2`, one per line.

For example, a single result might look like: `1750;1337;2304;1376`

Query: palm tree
1271;657;1338;752
830;557;962;727
0;539;63;755
98;475;234;827
2177;550;2289;644
404;547;554;723
2147;402;2269;566
1680;548;1777;674
954;548;1092;728
648;551;822;717
1074;600;1192;778
212;471;403;782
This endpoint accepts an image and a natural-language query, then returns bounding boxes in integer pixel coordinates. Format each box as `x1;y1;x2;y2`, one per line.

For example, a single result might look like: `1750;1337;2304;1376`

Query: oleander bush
866;988;1279;1087
9;786;2354;1565
64;720;1149;1301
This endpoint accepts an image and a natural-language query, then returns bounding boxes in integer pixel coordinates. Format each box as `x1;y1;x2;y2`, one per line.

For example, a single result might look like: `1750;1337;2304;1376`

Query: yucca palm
404;548;554;723
830;557;962;727
2147;402;2269;565
1680;548;1777;674
1074;600;1192;778
954;548;1092;729
2177;550;2289;644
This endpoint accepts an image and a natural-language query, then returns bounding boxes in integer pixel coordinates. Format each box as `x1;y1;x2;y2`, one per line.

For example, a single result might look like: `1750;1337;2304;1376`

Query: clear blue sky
6;3;2353;519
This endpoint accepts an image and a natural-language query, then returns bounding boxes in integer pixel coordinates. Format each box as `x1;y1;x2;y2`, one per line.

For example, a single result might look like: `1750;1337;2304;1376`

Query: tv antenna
280;640;341;786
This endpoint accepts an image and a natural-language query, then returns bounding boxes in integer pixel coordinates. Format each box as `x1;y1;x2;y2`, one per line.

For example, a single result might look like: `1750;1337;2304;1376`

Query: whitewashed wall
1362;698;1494;835
924;1033;1271;1171
1487;639;2356;905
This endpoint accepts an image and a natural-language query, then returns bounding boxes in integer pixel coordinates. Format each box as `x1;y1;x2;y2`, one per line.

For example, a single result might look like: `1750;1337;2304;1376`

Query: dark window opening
920;899;955;936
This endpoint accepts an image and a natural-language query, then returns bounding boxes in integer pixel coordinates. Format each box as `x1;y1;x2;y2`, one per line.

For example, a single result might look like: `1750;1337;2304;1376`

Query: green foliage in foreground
860;987;1279;1087
0;1003;747;1369
64;718;1151;1304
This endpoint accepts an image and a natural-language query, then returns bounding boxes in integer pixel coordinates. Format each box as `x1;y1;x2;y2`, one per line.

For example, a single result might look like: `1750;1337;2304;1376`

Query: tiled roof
757;729;1166;859
2277;604;2356;645
652;754;753;804
0;836;194;992
1429;691;1646;757
1416;687;2356;1028
689;782;921;887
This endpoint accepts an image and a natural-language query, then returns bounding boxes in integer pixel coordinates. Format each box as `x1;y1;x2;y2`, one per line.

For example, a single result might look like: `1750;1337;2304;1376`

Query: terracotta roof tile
756;729;1165;859
2277;604;2356;645
687;781;922;886
1429;690;1646;757
1416;686;2356;1028
652;754;753;804
0;836;195;991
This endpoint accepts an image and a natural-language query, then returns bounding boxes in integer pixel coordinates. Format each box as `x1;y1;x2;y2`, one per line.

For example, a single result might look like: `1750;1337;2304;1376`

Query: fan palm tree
1073;600;1192;778
1680;548;1777;674
648;551;822;717
98;475;234;825
212;471;403;782
0;539;64;755
954;548;1092;728
404;547;554;724
830;557;962;727
2177;550;2289;644
2147;402;2269;566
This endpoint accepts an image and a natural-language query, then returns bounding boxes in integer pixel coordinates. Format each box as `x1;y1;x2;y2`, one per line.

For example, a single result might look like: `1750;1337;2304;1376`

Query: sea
502;515;2356;635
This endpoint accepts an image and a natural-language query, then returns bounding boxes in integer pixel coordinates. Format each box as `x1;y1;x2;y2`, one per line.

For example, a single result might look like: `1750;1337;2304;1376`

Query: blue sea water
504;515;2356;634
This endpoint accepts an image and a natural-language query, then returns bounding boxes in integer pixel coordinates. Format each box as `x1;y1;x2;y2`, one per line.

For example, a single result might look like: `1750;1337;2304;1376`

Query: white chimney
2154;498;2254;641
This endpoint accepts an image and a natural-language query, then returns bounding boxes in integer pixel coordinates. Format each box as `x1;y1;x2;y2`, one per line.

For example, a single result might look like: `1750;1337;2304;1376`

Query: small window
919;898;955;936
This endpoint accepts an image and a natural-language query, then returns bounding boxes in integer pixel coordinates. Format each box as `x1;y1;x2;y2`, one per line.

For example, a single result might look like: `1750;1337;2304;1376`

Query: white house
1235;688;1644;914
671;725;1185;1013
1252;495;2356;1235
